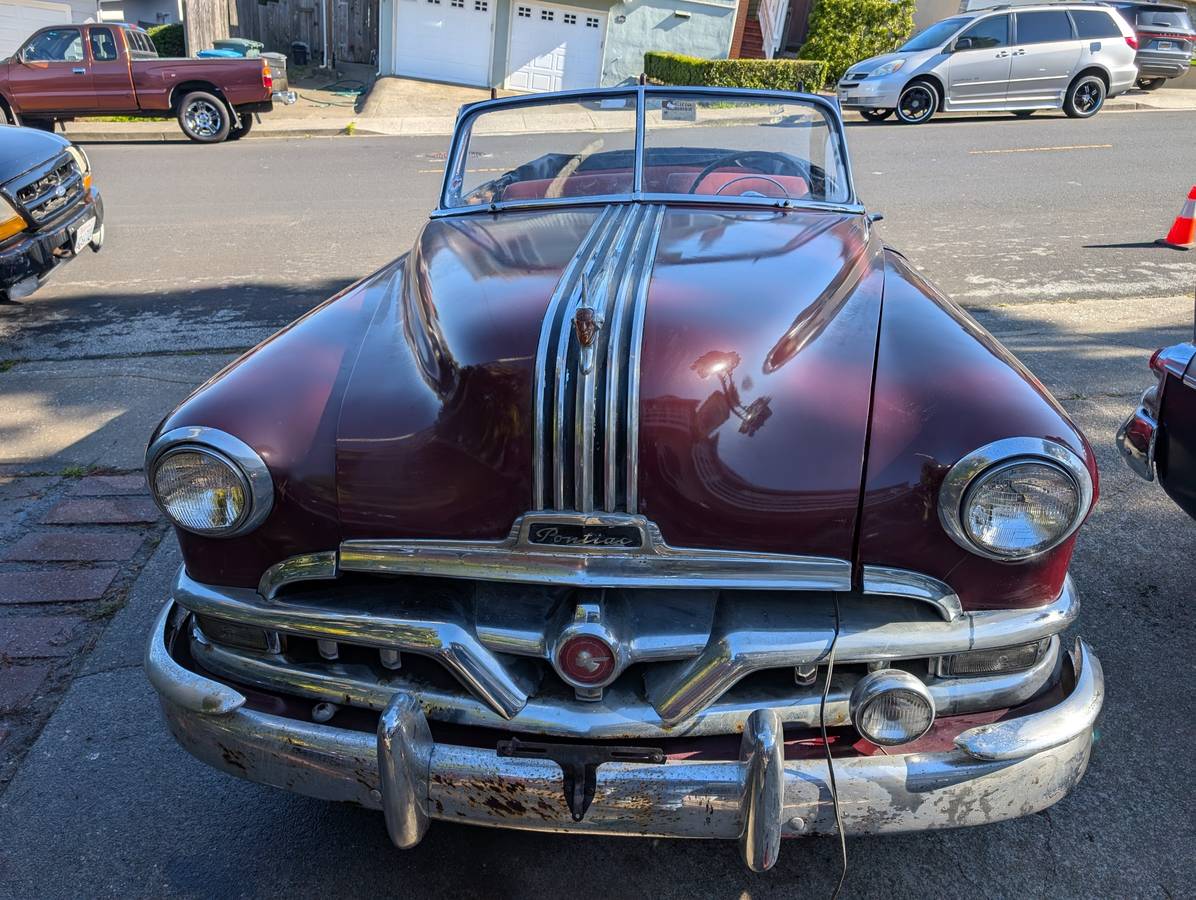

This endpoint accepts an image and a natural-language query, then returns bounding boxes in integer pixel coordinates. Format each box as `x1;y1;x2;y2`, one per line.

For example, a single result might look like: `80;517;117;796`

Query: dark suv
1114;1;1195;89
0;124;103;301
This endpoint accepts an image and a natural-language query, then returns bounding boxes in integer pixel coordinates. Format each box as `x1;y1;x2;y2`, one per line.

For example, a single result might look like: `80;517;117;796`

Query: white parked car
837;3;1140;124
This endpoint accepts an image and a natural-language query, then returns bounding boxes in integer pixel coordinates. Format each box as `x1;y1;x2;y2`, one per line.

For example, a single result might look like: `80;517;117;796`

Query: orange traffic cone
1158;186;1196;250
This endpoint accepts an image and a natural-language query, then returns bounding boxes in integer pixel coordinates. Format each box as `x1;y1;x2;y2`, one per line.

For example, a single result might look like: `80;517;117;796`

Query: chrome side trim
861;566;963;621
339;512;852;592
937;437;1095;563
173;569;531;720
533;205;619;509
145;425;275;538
258;551;338;600
378;693;432;849
956;638;1103;761
738;709;784;872
189;627;1060;740
644;577;1079;726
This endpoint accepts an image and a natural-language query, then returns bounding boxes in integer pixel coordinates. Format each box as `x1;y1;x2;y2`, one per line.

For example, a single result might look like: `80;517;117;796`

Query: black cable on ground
818;593;848;900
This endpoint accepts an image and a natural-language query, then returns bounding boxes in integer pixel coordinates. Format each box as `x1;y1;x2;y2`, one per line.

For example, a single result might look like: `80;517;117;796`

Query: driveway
0;111;1193;898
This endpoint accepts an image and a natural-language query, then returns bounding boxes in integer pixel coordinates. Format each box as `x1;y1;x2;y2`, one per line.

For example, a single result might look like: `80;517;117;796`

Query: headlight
870;60;906;78
66;144;90;174
146;426;273;537
0;197;25;242
939;437;1093;562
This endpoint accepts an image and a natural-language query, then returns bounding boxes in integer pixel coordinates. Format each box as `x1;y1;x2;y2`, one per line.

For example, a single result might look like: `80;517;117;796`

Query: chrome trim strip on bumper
339;512;854;592
188;624;1061;740
147;609;1103;872
643;577;1078;725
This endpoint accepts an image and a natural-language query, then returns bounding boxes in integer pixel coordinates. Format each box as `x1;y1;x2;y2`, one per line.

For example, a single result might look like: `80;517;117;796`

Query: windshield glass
900;16;969;51
442;90;852;209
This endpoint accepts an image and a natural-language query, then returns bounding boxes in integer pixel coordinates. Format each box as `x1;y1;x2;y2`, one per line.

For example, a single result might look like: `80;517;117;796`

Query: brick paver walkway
0;472;163;780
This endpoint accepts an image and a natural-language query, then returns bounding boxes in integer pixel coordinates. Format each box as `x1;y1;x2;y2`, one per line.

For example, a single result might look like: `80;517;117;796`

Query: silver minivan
837;3;1139;124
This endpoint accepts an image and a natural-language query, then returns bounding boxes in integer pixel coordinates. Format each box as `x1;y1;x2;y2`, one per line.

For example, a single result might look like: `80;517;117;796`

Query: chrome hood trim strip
532;203;666;513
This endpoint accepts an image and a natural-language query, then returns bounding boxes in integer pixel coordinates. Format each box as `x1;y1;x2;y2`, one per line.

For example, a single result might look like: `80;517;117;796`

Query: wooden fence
229;0;377;66
183;0;232;55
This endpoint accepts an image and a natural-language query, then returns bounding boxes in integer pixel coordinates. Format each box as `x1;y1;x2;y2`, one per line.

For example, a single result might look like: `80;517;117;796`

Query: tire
895;81;938;125
860;108;893;122
1011;109;1035;118
177;91;231;143
226;111;254;141
0;103;15;126
1137;77;1166;92
1063;74;1106;119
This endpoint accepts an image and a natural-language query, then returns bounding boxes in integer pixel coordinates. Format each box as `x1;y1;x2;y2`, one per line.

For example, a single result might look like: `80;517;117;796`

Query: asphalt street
1;109;1195;898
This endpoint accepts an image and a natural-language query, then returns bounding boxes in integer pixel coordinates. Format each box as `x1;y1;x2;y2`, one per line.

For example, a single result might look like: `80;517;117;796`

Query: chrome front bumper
147;601;1104;871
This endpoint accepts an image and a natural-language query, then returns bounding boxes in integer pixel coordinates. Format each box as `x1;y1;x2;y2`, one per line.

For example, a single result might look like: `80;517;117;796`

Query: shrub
644;51;829;93
148;23;185;58
799;0;915;85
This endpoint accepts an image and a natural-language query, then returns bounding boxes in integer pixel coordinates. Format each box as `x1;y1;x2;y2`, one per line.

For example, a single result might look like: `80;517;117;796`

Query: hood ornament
573;306;600;348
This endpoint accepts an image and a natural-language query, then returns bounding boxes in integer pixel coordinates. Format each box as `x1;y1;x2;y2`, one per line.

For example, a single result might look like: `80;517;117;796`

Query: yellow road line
969;143;1113;155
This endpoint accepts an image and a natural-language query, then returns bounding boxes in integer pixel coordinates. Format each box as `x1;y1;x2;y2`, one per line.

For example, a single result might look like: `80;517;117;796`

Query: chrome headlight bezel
146;426;274;538
938;437;1093;563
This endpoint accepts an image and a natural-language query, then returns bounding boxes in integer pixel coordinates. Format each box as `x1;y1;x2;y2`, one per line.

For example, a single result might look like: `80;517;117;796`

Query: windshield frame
434;85;861;219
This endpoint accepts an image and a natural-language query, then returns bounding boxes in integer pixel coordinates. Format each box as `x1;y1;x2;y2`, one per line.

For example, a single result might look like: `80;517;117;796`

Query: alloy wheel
185;100;224;138
897;85;935;124
1074;82;1102;115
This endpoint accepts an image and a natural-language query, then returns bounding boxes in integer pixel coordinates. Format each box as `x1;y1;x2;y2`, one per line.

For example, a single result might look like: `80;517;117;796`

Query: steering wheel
713;174;791;198
688;150;809;197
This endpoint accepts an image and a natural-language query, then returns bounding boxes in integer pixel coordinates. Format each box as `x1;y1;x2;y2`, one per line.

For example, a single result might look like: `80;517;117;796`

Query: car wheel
895;81;938;125
859;108;893;122
1064;75;1106;118
1136;77;1167;92
226;111;254;141
1011;109;1035;118
178;91;231;143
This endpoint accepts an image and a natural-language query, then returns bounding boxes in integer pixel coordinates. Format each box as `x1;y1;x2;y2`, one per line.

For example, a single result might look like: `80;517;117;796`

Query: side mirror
953;37;975;51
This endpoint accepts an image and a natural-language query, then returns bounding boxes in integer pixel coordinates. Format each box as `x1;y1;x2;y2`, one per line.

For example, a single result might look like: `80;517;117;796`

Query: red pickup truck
0;23;294;143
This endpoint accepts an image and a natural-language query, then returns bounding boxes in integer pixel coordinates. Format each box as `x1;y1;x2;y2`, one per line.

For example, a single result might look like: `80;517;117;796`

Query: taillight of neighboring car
1126;33;1140;49
262;61;273;91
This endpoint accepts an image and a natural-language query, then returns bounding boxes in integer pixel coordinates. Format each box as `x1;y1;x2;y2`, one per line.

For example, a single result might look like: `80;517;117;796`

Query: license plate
73;216;95;253
1158;40;1173;50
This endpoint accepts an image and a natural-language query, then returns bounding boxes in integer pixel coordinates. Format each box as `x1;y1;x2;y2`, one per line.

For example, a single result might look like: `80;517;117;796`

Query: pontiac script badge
573;307;600;348
527;521;643;549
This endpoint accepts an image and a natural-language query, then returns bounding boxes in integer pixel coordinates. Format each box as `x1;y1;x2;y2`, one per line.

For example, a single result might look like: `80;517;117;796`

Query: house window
585;15;599;27
451;0;463;7
517;5;530;16
541;8;553;19
563;12;576;23
475;0;488;9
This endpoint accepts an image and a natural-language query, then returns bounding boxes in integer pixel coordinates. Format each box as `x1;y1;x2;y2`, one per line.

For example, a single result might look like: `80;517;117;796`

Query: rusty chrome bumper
146;601;1103;871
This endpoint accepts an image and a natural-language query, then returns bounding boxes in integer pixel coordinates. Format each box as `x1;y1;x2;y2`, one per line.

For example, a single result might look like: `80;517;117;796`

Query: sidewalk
56;78;1196;143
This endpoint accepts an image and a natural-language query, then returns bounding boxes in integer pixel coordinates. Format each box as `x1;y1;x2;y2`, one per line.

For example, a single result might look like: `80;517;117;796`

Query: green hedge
644;52;829;93
799;0;914;85
147;23;185;58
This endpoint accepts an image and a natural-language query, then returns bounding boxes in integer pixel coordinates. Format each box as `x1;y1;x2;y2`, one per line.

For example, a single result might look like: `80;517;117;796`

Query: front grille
5;154;84;226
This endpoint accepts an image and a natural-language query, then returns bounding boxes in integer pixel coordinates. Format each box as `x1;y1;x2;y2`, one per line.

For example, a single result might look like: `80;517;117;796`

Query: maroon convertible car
144;86;1105;873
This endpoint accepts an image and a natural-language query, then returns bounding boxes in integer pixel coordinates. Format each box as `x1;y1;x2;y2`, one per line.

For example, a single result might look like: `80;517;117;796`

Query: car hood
334;204;886;562
0;125;69;180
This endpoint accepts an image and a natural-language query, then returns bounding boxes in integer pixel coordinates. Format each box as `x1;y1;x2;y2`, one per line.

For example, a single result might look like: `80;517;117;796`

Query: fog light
939;640;1045;677
849;669;936;746
195;614;275;653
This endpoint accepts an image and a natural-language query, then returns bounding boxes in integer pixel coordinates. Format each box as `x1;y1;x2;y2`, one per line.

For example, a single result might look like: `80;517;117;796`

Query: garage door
505;2;605;93
0;0;72;59
392;0;495;87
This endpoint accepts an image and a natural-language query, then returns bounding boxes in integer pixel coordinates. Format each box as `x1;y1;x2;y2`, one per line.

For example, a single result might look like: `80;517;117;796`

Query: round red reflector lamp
555;634;616;685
